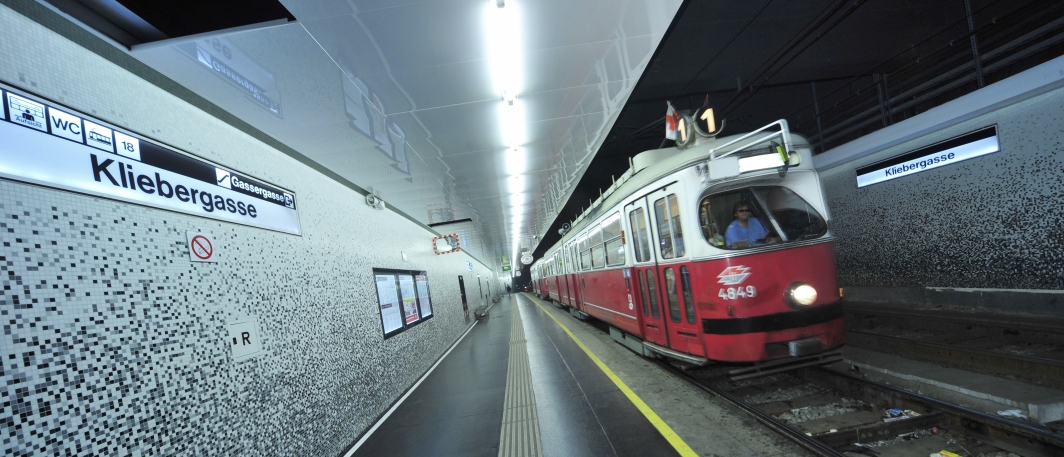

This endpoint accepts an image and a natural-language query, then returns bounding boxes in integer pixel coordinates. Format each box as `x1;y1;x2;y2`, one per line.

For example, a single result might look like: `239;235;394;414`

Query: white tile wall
0;3;500;455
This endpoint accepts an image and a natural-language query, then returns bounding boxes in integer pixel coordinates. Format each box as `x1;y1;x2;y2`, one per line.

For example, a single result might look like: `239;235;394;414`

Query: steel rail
844;304;1064;335
657;358;1064;456
846;330;1064;388
654;360;847;457
811;367;1064;450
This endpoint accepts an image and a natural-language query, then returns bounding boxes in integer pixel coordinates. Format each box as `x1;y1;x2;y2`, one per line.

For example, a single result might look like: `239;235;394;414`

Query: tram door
565;243;579;307
646;187;703;356
560;248;571;305
559;255;570;303
626;199;668;347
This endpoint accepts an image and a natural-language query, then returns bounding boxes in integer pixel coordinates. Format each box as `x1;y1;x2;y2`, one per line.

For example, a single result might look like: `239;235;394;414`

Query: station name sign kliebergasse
0;87;300;235
855;126;1000;188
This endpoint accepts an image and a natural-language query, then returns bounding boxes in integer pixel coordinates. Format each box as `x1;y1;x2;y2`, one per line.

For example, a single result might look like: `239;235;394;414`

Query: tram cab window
699;186;827;250
629;207;652;262
699;198;724;247
602;212;625;266
653;194;685;259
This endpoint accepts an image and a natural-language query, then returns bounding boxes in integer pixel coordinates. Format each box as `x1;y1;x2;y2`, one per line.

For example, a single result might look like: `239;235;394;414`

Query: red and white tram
530;119;844;364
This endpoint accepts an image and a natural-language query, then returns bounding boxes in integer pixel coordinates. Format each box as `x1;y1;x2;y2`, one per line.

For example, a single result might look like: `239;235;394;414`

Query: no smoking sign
186;231;218;263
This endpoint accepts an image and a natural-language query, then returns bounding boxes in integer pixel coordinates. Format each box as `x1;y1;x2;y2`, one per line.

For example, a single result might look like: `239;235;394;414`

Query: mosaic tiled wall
0;4;498;456
819;86;1064;290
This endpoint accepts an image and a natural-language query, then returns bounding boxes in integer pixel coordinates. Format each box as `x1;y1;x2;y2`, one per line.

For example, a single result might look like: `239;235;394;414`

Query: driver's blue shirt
725;217;769;247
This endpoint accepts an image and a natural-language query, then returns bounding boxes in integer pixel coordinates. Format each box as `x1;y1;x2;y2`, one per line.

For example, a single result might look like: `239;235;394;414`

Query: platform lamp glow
487;0;525;256
486;0;521;104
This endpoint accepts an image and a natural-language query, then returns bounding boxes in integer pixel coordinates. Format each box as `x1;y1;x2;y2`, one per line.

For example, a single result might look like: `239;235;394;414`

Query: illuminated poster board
398;274;420;324
415;274;433;318
373;269;434;338
375;274;403;336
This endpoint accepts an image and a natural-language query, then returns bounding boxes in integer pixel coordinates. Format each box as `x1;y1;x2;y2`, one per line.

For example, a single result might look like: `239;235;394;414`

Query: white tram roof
549;120;814;251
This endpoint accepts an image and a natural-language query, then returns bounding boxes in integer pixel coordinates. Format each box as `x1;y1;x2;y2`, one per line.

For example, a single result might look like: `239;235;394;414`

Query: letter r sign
227;319;262;361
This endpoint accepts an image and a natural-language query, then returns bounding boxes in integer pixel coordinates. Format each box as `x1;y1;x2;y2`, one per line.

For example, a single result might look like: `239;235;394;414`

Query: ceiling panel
129;0;682;263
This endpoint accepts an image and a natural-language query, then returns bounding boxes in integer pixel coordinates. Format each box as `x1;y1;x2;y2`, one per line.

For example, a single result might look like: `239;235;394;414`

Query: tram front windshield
698;186;827;250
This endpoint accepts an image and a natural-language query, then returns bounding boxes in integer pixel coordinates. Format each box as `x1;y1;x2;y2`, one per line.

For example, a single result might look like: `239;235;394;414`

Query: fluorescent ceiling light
508;174;525;193
485;1;522;98
499;102;525;148
505;147;526;175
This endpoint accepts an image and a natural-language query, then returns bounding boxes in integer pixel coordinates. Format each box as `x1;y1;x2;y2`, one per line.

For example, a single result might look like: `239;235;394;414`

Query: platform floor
348;293;811;457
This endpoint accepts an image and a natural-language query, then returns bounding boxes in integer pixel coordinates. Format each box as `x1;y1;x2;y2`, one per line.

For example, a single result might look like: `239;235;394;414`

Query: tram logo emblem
717;266;751;285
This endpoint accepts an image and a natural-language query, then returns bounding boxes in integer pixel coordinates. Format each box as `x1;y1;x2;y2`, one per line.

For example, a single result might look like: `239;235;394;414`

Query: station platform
345;293;813;457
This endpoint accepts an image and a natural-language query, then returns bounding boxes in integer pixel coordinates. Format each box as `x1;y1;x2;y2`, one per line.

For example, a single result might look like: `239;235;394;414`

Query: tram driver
724;200;773;248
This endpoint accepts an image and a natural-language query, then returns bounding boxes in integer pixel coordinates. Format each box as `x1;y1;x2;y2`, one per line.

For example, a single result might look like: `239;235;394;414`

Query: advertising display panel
415;274;433;318
0;87;300;234
374;274;404;336
373;268;434;338
398;274;420;324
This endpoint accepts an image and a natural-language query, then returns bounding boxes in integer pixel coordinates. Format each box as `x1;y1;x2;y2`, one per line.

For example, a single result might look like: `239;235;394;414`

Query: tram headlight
786;282;818;307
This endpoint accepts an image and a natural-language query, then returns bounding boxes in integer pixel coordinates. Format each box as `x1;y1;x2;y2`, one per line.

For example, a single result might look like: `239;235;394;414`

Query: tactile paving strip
497;302;543;457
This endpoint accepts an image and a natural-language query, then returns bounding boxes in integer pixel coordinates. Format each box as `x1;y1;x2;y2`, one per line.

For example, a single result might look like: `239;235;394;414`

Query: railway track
550;298;1064;455
651;305;1064;456
844;303;1064;390
661;361;1064;457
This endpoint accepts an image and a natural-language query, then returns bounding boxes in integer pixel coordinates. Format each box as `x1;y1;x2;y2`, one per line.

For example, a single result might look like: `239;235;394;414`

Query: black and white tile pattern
0;5;499;456
820;89;1064;290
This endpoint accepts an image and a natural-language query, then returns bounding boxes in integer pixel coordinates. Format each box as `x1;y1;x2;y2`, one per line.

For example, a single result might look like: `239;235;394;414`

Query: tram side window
699;186;826;250
639;272;649;316
645;270;660;319
590;226;605;269
653;194;685;259
664;268;681;322
681;266;695;324
579;235;591;270
629;207;652;262
602;212;625;266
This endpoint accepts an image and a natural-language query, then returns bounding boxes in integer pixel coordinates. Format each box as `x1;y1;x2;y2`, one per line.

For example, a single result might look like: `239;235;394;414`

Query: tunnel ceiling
531;0;1064;259
44;0;1064;267
43;0;682;265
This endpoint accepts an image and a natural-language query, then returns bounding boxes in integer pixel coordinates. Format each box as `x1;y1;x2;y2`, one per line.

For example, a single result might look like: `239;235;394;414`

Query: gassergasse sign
0;87;301;235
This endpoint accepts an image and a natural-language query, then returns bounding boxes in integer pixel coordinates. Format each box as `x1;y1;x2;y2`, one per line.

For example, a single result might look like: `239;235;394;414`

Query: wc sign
227;319;262;361
187;231;218;262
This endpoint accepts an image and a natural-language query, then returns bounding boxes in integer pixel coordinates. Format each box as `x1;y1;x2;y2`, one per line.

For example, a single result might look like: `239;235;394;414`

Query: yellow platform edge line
523;294;699;457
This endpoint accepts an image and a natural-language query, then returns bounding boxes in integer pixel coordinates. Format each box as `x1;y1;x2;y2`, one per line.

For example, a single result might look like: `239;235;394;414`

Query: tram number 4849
719;286;756;300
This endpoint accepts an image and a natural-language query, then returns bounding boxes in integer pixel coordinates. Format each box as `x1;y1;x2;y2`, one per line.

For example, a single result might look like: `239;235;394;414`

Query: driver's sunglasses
736;209;752;213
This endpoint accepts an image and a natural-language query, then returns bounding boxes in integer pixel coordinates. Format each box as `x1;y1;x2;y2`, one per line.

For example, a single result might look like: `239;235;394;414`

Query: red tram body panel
529;120;844;365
